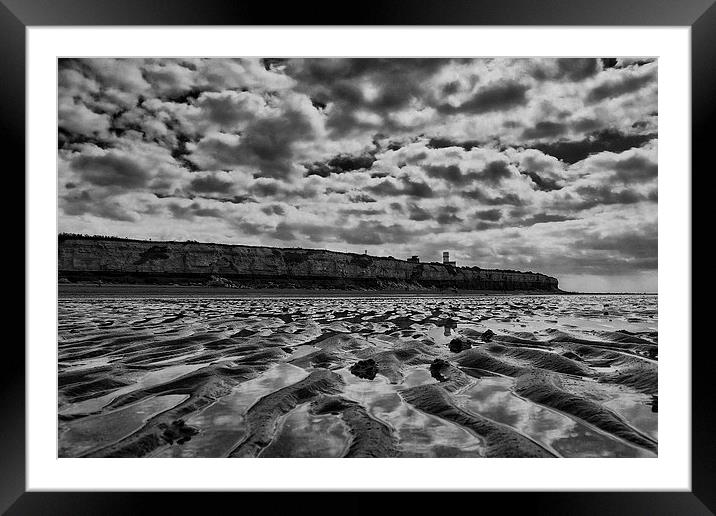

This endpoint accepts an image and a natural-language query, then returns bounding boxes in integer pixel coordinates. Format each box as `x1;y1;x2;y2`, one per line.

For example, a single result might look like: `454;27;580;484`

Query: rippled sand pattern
58;294;657;458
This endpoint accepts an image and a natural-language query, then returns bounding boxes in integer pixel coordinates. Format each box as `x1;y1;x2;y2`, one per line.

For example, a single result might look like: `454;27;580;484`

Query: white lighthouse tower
442;251;456;266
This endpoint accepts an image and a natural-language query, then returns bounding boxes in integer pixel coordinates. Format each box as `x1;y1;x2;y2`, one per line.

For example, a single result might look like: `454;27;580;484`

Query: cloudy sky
58;58;657;292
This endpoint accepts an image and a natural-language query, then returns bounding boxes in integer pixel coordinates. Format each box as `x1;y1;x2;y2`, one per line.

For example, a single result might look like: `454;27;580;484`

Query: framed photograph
9;0;710;513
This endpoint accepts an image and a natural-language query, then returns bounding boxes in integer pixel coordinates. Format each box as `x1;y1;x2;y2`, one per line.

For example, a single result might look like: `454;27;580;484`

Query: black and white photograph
57;57;658;459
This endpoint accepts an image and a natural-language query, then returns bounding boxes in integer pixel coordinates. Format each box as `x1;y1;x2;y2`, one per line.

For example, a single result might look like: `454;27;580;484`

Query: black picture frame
6;0;711;513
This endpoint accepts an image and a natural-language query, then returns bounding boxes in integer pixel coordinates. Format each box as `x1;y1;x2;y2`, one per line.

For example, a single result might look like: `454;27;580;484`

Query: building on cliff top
442;251;456;266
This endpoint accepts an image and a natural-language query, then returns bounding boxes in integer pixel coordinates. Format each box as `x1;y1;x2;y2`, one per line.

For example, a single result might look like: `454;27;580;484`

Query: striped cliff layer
58;236;560;291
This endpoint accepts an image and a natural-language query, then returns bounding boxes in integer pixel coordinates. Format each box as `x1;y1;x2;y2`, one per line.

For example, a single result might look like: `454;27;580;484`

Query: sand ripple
58;294;657;458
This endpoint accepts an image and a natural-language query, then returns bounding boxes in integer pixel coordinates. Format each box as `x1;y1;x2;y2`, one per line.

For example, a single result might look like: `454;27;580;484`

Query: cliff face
58;238;559;291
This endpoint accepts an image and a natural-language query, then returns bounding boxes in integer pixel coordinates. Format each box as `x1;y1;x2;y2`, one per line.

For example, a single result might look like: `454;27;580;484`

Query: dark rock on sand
428;359;473;391
159;419;198;445
350;359;378;380
448;338;472;353
481;329;495;342
430;359;451;381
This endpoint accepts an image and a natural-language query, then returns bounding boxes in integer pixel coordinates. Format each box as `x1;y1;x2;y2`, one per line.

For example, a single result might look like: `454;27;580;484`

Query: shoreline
57;283;653;298
58;283;564;297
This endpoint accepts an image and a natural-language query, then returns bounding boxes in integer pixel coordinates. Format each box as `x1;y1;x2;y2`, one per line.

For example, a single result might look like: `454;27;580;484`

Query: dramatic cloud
58;58;658;292
438;80;530;114
533;129;656;164
586;67;657;103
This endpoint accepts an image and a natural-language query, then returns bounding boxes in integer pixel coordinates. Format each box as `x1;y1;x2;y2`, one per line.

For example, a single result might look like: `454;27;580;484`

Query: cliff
57;236;560;291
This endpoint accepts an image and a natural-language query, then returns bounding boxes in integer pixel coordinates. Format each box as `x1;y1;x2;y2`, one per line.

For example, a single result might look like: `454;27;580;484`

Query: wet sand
58;293;657;458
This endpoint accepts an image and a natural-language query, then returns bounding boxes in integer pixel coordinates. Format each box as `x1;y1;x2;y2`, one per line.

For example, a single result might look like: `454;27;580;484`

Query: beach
58;292;657;458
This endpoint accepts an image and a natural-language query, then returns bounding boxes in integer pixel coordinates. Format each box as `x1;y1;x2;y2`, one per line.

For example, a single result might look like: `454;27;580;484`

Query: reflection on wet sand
59;294;657;458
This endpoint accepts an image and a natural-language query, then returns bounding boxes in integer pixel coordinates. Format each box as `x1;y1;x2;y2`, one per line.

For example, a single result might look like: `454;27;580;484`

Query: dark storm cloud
425;161;512;188
441;81;461;95
310;98;327;110
282;58;454;135
438;80;530;115
570;118;604;133
170;133;202;172
58;128;112;151
194;90;256;128
249;181;280;197
426;137;481;151
270;222;296;241
222;111;316;179
188;100;320;179
407;203;432;221
274;221;335;243
189;174;235;194
521;121;568;140
168;202;223;220
304;152;377;177
481;161;514;185
600;58;618;70
461;189;526;206
470;210;573;229
348;193;378;203
435;206;463;225
366;178;435;198
554;58;601;81
586;68;656;103
519;213;575;226
337;220;417;246
235;220;272;236
424;165;477;186
339;207;385;217
61;189;138;222
261;204;286;216
271;220;414;245
474;209;502;222
579;231;657;257
611;154;658;183
71;153;150;189
270;218;419;247
534;58;602;82
286;58;447;84
520;171;562;192
555;185;654;210
475;221;498;231
248;179;319;200
165;192;255;205
534;130;656;164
